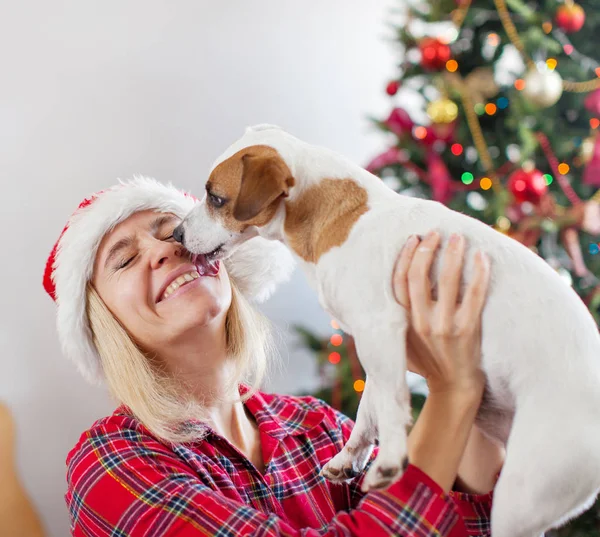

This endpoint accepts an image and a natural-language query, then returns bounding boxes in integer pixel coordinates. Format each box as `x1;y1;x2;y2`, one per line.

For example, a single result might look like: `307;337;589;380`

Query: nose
172;224;185;244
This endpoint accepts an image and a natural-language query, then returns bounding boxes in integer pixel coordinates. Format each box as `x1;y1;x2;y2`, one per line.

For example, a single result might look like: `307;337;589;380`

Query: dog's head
175;125;296;259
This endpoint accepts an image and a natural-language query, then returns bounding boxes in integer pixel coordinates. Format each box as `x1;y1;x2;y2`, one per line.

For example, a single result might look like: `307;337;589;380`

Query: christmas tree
296;0;600;533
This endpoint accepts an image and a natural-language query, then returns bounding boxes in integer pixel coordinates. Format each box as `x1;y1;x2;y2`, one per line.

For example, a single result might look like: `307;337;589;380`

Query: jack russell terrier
174;124;600;537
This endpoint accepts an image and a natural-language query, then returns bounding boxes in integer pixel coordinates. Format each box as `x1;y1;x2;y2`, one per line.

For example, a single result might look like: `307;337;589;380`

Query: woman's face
92;210;232;354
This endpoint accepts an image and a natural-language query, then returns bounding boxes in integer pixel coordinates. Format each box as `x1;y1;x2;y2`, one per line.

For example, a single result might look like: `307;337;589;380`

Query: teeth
160;271;201;302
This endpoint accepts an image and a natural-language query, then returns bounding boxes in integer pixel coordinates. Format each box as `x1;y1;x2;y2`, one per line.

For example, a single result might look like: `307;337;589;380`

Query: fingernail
406;235;419;247
449;233;460;244
426;230;439;240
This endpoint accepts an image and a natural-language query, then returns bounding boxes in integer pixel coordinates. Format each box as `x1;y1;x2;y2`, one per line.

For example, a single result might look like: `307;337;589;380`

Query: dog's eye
208;193;227;208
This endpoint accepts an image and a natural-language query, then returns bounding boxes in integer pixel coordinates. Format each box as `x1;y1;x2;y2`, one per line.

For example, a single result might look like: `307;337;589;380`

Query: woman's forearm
407;387;482;493
454;425;505;494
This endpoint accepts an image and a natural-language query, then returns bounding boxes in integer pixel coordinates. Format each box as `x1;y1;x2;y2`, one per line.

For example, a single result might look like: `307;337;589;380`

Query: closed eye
207;192;227;208
116;255;135;270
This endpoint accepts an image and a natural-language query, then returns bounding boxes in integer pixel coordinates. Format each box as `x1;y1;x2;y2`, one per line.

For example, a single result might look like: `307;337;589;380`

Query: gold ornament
427;98;459;123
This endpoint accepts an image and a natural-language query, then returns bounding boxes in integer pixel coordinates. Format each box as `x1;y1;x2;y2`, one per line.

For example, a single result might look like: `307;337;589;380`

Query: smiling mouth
157;256;220;303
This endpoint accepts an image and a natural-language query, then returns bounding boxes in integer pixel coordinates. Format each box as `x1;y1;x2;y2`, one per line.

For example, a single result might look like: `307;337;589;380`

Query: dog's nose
172;224;185;244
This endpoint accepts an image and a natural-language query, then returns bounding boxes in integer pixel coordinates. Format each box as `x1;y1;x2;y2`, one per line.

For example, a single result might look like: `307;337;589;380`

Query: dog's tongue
195;254;220;277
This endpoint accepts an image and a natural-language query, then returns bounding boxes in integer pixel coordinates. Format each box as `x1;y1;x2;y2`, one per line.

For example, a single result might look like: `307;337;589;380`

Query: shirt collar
240;384;325;440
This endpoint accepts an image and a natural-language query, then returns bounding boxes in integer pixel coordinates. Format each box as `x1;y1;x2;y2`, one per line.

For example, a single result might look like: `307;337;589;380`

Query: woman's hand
392;231;501;493
392;231;490;396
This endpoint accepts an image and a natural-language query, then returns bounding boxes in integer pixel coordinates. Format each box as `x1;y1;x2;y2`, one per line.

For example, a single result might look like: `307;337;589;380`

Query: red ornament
507;167;548;204
555;2;585;33
419;38;451;71
386;80;400;96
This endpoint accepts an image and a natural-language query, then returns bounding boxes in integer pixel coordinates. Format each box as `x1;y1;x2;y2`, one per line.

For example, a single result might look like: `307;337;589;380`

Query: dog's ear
233;155;294;222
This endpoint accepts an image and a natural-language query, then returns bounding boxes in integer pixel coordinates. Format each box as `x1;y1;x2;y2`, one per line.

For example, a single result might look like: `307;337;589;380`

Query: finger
437;234;466;320
459;251;491;322
408;231;441;324
393;235;421;308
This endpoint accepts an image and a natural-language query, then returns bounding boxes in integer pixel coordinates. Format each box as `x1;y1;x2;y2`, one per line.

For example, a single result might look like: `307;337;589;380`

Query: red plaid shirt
66;387;493;536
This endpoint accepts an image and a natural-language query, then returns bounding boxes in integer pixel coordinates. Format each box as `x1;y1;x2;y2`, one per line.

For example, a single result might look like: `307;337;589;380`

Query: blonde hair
86;281;276;444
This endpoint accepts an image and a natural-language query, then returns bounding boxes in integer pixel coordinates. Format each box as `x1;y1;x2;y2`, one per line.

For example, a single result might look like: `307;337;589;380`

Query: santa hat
43;176;295;385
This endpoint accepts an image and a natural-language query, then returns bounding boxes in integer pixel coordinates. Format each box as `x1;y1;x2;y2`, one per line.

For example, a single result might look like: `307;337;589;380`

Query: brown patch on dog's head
284;178;368;263
206;145;295;231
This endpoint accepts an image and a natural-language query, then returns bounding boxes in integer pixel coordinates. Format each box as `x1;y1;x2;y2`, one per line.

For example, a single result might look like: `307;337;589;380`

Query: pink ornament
584;89;600;116
426;151;455;204
583;135;600;186
384;108;414;137
365;148;404;172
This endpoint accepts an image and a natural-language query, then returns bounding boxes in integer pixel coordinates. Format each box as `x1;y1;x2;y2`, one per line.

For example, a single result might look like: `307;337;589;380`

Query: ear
233;155;294;221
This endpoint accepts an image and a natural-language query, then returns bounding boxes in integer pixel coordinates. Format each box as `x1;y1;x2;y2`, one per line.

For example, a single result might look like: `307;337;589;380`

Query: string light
515;79;526;90
330;319;339;329
328;352;341;364
487;33;500;46
474;103;485;115
564;44;574;55
451;143;463;156
496;216;511;231
590;243;600;255
591;118;600;129
330;334;343;346
497;97;509;109
546;58;558;71
446;72;499;191
414;126;427;139
461;172;474;184
353;379;365;393
485;103;497;115
596;68;600;77
446;59;458;72
542;22;552;33
480;177;493;190
543;173;554;185
558;163;570;174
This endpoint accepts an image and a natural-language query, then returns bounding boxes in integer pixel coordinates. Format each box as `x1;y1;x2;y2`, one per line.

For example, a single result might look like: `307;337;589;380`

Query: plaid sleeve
302;398;471;537
316;399;493;536
449;490;493;536
66;418;470;537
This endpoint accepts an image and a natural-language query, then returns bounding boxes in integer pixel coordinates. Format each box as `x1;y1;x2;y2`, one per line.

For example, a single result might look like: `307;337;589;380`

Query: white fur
181;125;600;537
52;176;294;385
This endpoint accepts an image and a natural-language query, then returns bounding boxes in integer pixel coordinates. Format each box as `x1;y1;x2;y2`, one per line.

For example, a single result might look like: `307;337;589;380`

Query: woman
44;177;504;536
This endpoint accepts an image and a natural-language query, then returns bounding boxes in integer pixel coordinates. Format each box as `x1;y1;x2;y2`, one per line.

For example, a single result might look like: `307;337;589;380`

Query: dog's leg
350;323;411;493
491;399;600;537
360;374;411;492
320;378;377;484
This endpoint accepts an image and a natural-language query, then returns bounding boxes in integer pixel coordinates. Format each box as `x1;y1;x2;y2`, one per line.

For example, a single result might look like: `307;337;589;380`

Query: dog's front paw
320;461;359;484
360;457;408;492
320;449;367;484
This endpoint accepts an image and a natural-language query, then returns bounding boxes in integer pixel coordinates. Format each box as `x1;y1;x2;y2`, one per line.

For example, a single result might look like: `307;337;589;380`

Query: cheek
98;275;148;336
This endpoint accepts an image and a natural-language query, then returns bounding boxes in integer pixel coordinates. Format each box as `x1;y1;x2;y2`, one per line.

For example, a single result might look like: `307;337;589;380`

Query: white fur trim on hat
52;176;294;384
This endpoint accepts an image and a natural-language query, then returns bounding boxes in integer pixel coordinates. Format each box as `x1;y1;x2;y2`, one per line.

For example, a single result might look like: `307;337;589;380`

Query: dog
174;124;600;537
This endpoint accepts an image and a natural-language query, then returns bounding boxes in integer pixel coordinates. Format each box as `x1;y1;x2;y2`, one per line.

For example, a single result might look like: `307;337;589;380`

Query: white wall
0;1;397;535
